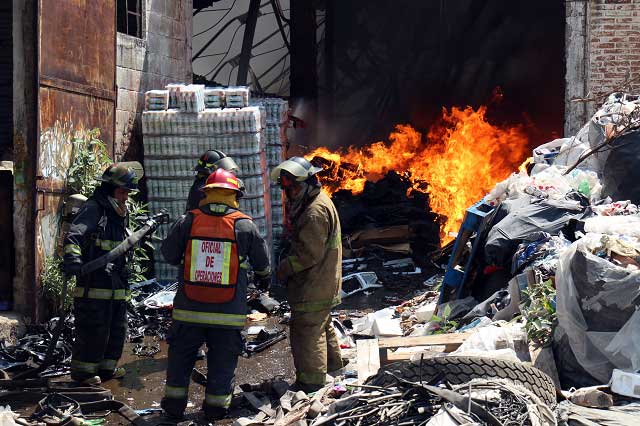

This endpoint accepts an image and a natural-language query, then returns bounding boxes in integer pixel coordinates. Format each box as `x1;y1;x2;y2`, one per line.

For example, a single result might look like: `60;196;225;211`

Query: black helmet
98;162;143;191
194;150;239;174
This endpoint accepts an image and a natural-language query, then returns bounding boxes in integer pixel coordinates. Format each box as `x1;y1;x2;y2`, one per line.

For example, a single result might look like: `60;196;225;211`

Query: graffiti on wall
39;119;75;183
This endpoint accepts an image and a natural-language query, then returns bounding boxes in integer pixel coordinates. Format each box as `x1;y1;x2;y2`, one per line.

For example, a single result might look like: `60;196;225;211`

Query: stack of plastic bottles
204;88;225;108
142;84;278;282
175;84;206;112
144;90;169;111
251;97;288;257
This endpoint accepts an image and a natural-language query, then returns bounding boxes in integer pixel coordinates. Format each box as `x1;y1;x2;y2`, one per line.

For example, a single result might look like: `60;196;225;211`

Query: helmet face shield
194;151;238;174
270;157;323;183
215;157;239;173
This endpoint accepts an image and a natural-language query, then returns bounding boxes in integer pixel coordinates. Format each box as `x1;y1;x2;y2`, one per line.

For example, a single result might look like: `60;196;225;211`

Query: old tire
366;356;557;407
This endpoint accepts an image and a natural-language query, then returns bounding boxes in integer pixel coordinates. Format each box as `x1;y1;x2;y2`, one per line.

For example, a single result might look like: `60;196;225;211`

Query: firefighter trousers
71;298;127;379
289;309;343;389
162;323;244;417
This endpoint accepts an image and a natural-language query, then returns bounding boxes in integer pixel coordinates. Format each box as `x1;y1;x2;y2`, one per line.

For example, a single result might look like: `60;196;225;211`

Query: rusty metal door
35;0;117;318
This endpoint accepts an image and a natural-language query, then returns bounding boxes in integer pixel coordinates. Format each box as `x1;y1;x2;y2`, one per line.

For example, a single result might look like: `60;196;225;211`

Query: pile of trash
127;279;177;345
228;92;640;426
233;375;557;426
470;92;640;392
0;317;74;378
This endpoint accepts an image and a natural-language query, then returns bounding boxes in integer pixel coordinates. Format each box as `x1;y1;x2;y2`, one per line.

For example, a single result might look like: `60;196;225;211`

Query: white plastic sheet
584;215;640;238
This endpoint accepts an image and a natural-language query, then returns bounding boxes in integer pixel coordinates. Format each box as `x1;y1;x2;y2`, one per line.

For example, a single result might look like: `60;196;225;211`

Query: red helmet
202;169;243;194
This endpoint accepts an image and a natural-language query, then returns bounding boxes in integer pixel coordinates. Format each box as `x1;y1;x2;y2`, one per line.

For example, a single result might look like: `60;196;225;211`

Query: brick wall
566;0;640;134
589;0;640;105
115;0;192;160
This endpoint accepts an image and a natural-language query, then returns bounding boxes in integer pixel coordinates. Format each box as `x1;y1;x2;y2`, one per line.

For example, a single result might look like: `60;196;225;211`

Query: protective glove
255;275;271;292
64;261;83;278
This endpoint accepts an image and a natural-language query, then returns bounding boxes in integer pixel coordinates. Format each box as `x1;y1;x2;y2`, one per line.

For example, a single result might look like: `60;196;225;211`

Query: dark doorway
0;2;12;309
0;170;14;309
0;1;12;160
318;0;565;149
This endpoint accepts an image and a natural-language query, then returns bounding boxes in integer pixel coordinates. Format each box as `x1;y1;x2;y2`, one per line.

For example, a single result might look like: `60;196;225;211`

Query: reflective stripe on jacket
72;287;131;300
161;203;271;329
63;187;128;291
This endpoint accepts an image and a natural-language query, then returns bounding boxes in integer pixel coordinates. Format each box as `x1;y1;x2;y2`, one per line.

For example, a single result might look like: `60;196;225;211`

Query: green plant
44;128;153;309
521;279;557;346
126;198;152;284
41;256;75;313
66;129;111;197
430;304;459;334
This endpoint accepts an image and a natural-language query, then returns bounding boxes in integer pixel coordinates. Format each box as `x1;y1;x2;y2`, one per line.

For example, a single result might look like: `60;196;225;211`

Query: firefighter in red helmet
160;169;271;421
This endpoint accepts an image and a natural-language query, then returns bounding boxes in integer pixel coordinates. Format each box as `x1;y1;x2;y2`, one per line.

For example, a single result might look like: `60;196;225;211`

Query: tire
366;356;557;407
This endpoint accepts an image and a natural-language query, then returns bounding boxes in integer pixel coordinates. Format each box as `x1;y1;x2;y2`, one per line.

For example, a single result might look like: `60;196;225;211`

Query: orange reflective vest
183;209;250;303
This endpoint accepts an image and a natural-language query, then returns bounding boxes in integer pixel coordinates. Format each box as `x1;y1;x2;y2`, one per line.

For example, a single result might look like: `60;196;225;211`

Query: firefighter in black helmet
63;162;142;385
186;150;241;211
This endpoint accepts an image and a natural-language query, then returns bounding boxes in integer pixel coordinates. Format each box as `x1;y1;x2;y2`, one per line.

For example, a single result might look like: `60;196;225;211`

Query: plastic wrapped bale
602;130;640;204
484;194;588;267
555;233;640;384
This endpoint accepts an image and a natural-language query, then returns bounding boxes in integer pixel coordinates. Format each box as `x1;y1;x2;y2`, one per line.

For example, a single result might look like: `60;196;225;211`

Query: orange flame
306;105;530;243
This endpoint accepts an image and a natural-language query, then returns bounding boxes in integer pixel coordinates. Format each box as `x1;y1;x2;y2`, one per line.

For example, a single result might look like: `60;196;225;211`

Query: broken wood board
378;333;470;365
356;338;380;384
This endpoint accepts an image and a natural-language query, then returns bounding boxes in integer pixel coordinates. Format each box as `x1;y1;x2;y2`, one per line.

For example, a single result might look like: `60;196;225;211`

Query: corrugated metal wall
0;2;12;160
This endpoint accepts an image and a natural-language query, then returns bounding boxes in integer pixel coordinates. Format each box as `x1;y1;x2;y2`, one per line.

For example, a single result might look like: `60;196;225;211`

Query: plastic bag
529;166;573;199
564;168;603;201
533;138;569;165
351;307;395;336
143;290;176;309
592;200;639;216
0;407;19;426
512;234;572;275
485;172;530;206
606;309;640;372
584;215;640;238
555;233;640;383
437;296;477;319
484;196;586;267
452;324;528;361
602;130;640;204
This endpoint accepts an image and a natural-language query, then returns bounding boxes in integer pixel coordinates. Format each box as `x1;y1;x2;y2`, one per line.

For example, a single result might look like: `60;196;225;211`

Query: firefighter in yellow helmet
270;157;343;393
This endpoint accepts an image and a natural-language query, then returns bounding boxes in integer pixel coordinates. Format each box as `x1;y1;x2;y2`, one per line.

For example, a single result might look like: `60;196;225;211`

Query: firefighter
63;162;142;385
186;150;240;211
270;157;343;393
160;169;271;421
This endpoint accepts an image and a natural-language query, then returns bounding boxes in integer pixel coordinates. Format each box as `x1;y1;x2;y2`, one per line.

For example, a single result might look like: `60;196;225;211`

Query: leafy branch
521;279;556;346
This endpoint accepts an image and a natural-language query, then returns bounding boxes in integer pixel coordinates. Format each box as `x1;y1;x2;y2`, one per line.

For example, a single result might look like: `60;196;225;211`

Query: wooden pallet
356;333;471;384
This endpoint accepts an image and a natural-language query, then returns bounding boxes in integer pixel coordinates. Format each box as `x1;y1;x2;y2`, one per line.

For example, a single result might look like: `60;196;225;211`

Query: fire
306;105;530;243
